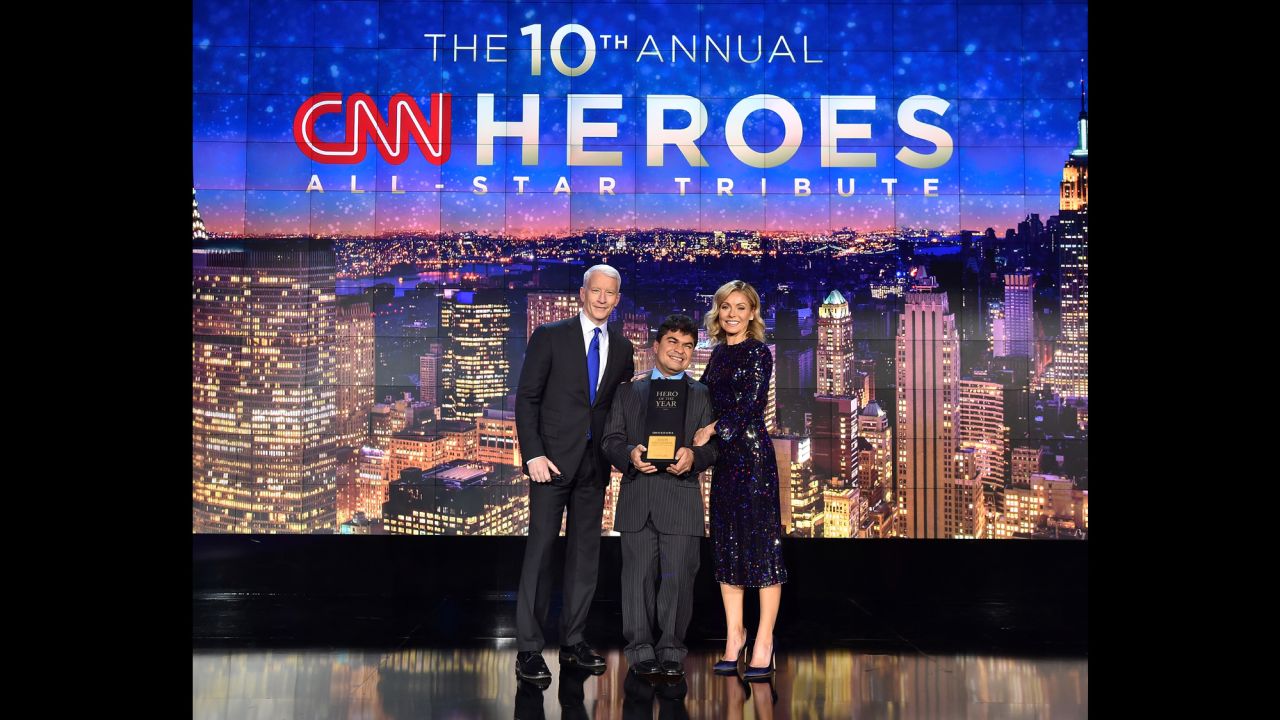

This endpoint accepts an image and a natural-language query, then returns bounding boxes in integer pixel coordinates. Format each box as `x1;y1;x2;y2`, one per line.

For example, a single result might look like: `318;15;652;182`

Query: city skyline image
193;0;1088;539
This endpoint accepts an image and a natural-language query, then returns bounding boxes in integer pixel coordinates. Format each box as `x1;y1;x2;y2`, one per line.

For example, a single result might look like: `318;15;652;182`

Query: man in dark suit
514;265;635;684
602;314;718;680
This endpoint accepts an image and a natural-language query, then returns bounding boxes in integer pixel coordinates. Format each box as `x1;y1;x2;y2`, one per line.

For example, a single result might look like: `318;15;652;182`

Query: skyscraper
960;379;1009;524
1051;205;1088;401
1051;73;1089;401
855;358;876;404
336;296;376;449
623;312;653;376
419;340;442;409
811;395;860;487
858;401;894;504
812;289;859;494
817;290;856;396
526;292;579;338
334;445;361;525
440;289;511;422
848;402;897;538
774;435;820;537
895;272;961;539
1061;73;1089;211
952;449;987;539
988;301;1007;357
192;187;208;241
776;345;815;436
192;239;339;533
1002;272;1033;358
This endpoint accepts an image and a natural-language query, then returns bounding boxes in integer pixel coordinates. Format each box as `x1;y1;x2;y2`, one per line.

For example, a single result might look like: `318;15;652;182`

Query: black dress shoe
516;651;552;684
558;666;591;720
622;671;657;720
660;660;685;678
629;659;663;678
514;677;548;720
559;641;606;671
656;677;690;716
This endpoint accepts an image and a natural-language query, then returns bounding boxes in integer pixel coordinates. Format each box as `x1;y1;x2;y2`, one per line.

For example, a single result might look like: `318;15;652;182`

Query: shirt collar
650;368;686;380
579;310;607;336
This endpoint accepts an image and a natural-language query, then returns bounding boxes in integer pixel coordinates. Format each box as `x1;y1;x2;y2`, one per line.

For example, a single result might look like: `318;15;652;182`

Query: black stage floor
194;537;1087;717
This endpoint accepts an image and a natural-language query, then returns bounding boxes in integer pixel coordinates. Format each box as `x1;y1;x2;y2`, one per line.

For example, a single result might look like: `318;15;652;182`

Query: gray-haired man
514;265;635;683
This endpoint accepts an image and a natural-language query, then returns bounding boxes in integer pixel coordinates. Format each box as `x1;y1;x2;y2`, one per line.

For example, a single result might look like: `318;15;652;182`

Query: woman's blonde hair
705;280;766;344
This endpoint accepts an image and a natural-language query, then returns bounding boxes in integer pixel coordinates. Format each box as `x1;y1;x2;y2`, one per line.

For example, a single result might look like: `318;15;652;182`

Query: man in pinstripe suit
602;314;719;680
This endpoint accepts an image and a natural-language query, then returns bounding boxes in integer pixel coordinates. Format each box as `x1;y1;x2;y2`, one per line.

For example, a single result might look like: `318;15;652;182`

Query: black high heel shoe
713;635;748;675
742;645;775;682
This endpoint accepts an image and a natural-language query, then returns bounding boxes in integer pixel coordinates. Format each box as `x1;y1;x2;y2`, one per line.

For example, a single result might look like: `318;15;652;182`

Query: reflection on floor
193;646;1088;719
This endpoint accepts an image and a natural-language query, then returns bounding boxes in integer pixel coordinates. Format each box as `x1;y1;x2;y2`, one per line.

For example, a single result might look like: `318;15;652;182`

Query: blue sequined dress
700;337;788;587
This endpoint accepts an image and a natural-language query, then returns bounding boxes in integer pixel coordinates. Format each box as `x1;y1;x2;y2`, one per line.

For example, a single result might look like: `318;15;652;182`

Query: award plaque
643;379;688;471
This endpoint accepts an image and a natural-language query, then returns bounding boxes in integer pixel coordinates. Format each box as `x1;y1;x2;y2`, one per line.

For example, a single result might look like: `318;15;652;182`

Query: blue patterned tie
587;327;601;406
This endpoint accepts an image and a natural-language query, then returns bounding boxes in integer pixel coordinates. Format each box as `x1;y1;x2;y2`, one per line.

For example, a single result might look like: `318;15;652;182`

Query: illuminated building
382;462;529;536
895;272;960;539
192;239;339;534
441;289;511;422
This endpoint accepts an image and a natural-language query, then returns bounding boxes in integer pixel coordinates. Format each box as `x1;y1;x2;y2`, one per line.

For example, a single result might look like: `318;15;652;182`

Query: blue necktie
587;327;601;406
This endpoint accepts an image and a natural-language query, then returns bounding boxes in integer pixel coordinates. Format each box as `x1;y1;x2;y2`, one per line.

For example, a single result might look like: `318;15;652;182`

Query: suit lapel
591;323;626;408
566;319;591;405
630;377;648;432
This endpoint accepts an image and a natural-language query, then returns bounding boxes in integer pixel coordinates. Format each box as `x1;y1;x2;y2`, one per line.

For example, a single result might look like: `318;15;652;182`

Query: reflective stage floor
193;646;1088;719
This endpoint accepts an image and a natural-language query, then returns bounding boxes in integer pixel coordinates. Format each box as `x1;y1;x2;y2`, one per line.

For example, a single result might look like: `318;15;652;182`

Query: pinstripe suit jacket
602;376;718;536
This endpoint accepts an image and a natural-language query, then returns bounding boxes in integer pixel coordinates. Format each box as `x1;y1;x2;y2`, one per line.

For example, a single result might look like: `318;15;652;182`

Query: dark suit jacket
602;376;718;536
516;316;635;485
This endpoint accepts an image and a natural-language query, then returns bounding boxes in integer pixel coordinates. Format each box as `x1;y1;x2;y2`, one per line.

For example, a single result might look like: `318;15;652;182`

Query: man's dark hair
653;314;697;344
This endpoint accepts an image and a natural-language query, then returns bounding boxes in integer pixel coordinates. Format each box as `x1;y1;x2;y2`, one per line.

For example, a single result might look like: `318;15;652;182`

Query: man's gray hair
582;264;622;289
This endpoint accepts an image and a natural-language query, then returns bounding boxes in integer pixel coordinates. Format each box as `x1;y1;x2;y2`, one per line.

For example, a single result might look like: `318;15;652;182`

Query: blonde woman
693;280;787;681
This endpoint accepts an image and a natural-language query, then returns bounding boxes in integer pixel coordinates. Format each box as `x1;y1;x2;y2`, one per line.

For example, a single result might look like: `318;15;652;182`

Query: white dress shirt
579;310;609;395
